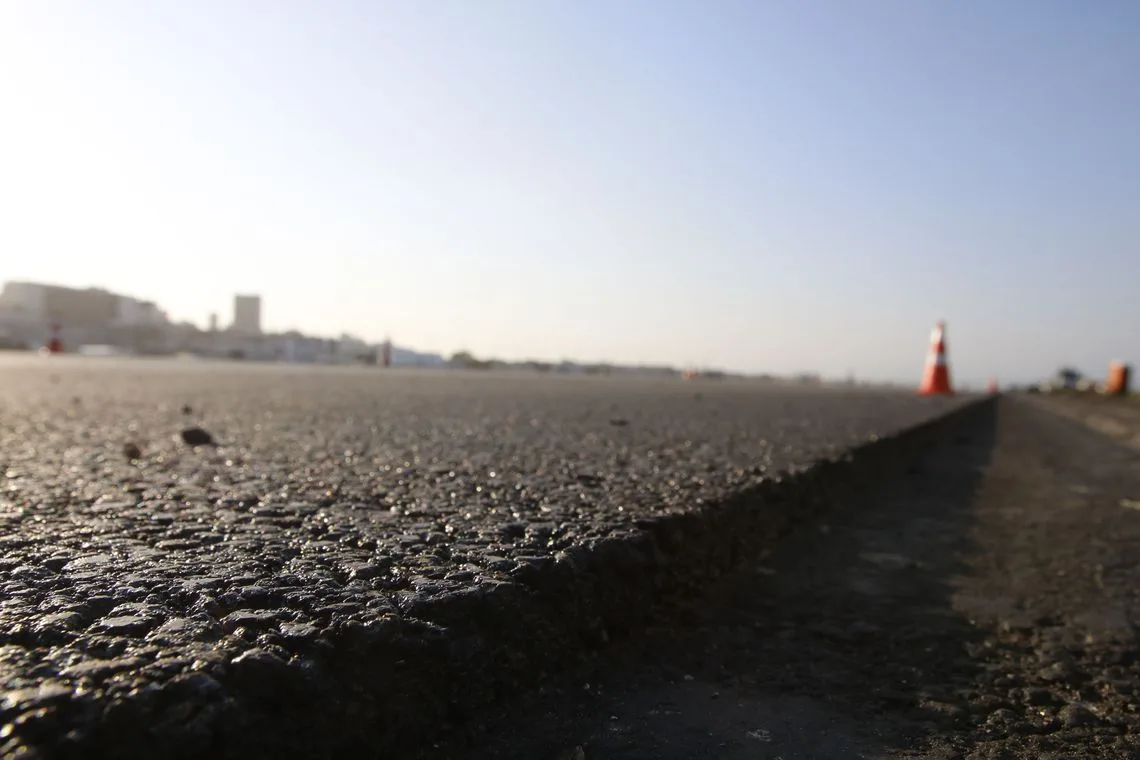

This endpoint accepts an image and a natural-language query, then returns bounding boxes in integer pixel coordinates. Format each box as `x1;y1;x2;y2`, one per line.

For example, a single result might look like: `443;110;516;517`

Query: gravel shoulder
416;396;1140;760
0;358;973;758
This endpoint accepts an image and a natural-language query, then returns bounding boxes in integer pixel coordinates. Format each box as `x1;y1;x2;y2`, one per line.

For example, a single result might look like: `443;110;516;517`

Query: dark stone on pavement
179;427;215;446
1058;703;1098;729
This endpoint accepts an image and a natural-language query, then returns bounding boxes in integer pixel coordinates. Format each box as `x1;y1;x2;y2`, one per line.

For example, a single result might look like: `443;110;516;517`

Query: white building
232;294;262;334
0;281;172;351
0;281;168;328
334;333;372;362
276;334;331;363
0;282;48;316
113;297;168;328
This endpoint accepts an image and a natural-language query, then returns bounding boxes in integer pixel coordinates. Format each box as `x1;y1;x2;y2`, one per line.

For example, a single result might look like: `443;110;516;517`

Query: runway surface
0;356;972;758
421;397;1140;760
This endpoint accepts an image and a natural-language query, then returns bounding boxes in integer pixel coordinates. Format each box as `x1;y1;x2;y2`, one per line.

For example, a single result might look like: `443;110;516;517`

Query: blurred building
0;281;170;350
0;281;168;328
113;297;166;328
336;333;372;362
0;281;452;369
1;282;114;327
232;294;261;335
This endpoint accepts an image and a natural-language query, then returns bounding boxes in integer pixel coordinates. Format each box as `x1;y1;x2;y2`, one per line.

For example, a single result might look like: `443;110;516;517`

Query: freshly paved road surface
420;397;1140;760
0;356;968;758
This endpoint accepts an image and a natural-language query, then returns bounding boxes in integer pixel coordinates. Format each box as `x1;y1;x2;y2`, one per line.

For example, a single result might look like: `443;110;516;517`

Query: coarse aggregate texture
0;356;975;758
417;397;1140;760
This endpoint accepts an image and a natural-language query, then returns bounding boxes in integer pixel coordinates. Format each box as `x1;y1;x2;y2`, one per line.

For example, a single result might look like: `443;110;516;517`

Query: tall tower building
232;295;261;334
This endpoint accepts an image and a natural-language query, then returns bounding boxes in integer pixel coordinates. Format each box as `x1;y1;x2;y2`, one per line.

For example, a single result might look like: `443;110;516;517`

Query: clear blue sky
1;1;1137;385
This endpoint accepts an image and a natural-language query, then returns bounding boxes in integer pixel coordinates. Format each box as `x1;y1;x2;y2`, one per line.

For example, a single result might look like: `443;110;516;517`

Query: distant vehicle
1051;367;1083;391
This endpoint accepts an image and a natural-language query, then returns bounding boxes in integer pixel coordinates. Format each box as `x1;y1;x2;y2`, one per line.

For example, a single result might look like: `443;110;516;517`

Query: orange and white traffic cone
917;321;954;395
46;323;63;354
987;378;999;395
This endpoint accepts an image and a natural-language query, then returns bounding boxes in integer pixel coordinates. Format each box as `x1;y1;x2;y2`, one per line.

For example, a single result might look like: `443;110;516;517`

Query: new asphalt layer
0;356;978;758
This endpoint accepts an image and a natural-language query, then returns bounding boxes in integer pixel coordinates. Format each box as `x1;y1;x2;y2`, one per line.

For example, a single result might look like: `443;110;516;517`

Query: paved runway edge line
2;397;996;760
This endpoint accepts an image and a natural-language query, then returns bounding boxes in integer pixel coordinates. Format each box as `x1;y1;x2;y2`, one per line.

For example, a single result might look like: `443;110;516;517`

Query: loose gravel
0;357;975;758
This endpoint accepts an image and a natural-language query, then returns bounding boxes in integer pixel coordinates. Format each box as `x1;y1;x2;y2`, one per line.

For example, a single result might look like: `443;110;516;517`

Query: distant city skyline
2;1;1137;386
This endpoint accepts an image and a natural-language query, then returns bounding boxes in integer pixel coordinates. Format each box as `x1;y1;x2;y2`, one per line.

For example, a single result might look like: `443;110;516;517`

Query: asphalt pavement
0;356;972;758
418;397;1140;760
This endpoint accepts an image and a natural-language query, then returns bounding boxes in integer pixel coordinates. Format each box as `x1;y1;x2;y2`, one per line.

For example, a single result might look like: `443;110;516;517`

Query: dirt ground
413;397;1140;760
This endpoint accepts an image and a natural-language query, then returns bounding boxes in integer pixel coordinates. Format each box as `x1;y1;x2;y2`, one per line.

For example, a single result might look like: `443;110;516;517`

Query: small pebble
1059;703;1097;728
123;443;142;461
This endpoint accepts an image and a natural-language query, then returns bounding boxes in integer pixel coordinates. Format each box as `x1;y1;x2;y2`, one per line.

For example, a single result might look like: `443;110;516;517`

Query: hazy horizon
2;1;1137;386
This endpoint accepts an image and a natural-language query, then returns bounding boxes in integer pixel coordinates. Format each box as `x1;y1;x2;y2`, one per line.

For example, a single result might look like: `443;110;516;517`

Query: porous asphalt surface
417;396;1140;760
0;356;973;758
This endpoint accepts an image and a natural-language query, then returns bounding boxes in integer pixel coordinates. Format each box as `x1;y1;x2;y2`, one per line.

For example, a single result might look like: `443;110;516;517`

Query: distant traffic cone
46;323;63;354
917;321;954;395
987;378;999;395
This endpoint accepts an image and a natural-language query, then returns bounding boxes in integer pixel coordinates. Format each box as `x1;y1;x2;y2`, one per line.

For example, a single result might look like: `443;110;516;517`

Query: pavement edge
5;397;998;760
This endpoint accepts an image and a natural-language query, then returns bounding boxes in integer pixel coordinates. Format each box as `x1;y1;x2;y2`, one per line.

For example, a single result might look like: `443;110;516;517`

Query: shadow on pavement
416;401;1000;760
